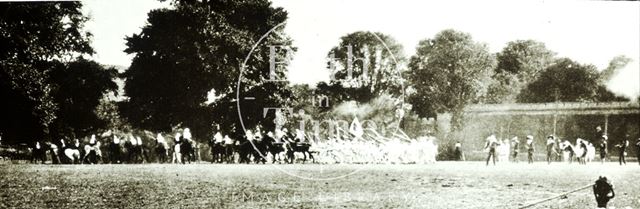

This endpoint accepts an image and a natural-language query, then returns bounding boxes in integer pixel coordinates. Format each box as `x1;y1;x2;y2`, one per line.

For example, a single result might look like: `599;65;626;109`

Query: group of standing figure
483;126;639;166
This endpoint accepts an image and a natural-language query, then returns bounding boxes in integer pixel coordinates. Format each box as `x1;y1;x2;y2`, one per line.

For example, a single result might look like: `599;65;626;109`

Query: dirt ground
0;161;638;208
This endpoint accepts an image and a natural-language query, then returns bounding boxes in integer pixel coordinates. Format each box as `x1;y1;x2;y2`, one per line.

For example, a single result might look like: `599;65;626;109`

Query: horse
180;138;194;164
108;136;122;164
31;141;47;164
82;142;101;164
208;140;225;163
284;141;314;164
263;134;285;163
155;140;169;163
233;139;253;164
60;139;81;164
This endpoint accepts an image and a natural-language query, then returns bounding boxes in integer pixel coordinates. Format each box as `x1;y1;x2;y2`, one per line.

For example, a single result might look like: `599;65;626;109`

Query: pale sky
83;0;640;99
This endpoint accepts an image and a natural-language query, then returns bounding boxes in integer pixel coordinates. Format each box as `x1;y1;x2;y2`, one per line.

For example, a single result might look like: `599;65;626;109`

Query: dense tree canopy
49;59;118;140
121;0;293;140
407;29;496;131
518;58;628;103
324;31;405;103
0;2;101;144
485;40;555;103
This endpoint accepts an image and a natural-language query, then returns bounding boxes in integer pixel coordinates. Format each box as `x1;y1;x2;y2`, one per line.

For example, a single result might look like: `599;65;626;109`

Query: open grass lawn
0;162;638;208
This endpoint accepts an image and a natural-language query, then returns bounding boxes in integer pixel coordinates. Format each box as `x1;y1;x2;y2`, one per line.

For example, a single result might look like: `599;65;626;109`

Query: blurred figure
593;176;614;209
511;137;519;163
484;134;498;166
454;141;464;161
599;135;608;164
594;126;604;144
576;138;588;165
614;135;629;165
636;138;640;166
561;139;574;164
109;135;121;164
546;135;556;164
155;133;169;163
526;135;535;164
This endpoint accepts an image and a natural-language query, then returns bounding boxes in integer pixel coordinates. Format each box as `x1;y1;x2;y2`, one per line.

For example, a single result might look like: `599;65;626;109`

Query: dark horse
284;141;314;164
208;140;225;163
234;139;254;164
180;138;195;164
263;135;285;163
155;142;169;163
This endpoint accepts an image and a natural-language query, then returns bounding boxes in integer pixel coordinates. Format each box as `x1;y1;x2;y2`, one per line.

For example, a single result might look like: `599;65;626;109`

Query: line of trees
0;0;633;145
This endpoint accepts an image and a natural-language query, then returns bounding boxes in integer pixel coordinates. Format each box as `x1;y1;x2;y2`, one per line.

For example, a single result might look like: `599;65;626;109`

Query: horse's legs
308;151;315;163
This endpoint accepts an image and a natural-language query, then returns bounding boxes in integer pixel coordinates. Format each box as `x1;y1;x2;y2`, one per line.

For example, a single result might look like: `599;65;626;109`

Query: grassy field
0;162;638;209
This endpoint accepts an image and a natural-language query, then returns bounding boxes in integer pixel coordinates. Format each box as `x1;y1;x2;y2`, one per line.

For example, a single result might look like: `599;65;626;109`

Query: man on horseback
31;141;46;164
223;134;234;163
180;128;194;164
209;128;224;163
155;133;169;163
82;135;100;164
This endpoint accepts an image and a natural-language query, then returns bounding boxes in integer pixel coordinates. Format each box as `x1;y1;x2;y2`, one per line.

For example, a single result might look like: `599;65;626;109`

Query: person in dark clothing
546;135;556;164
614;135;629;165
593;176;614;209
526;135;535;164
454;141;464;161
599;136;608;164
31;141;46;164
484;134;498;166
109;136;121;164
594;126;603;144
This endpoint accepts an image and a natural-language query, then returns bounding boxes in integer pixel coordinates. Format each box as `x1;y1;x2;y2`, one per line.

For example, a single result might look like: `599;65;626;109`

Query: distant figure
594;126;603;144
454;141;464;161
546;135;556;164
636;138;640;166
511;137;520;163
526;135;535;164
561;140;574;164
484;134;498;166
109;135;121;164
593;176;614;209
599;135;608;164
576;138;588;165
614;135;629;165
498;139;510;163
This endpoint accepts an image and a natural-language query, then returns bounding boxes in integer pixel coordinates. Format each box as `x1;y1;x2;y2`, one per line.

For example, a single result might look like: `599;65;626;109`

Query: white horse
61;139;80;164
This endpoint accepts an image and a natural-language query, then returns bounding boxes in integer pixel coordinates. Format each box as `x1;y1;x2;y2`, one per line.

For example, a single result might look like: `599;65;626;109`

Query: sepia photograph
0;0;639;208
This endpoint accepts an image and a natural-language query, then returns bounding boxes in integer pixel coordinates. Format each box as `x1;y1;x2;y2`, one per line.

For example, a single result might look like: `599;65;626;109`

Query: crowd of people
3;122;638;166
479;126;639;166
